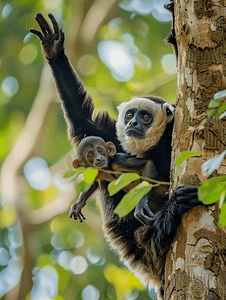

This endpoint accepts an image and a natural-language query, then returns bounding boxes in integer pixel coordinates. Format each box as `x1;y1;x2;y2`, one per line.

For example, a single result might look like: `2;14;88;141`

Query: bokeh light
152;0;172;22
1;76;19;98
67;230;85;248
126;290;139;300
120;0;154;15
98;41;135;82
0;258;22;298
81;284;100;300
161;54;176;74
86;249;101;265
23;157;52;190
23;33;33;43
42;0;63;10
120;0;172;21
8;227;23;249
70;255;88;275
2;4;13;20
0;248;10;266
31;266;58;300
19;44;38;65
57;251;74;270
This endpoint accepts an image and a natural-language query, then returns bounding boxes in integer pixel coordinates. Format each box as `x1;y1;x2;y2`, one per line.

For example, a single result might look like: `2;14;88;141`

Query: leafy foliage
206;89;226;119
175;151;204;167
201;90;226;227
65;167;154;218
198;176;226;205
113;181;152;217
108;173;140;196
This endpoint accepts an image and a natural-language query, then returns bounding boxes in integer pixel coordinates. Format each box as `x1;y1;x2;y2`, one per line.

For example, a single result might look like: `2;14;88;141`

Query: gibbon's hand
69;201;86;222
30;13;65;60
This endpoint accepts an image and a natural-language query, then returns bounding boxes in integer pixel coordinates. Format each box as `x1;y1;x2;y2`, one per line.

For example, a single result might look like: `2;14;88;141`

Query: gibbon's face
86;142;110;169
77;137;116;169
124;108;153;139
116;97;174;156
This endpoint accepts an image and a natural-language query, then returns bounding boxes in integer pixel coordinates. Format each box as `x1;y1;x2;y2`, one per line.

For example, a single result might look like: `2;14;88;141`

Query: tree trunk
165;0;226;298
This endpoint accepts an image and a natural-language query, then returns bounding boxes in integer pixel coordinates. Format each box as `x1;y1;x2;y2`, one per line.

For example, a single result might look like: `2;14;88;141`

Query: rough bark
165;0;226;299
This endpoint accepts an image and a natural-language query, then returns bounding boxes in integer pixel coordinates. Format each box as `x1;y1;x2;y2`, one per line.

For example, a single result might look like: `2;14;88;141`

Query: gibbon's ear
72;159;83;169
162;103;175;123
117;102;127;113
106;142;116;157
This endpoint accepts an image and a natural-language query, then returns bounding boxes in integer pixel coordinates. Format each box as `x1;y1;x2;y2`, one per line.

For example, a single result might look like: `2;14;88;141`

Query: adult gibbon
30;11;200;299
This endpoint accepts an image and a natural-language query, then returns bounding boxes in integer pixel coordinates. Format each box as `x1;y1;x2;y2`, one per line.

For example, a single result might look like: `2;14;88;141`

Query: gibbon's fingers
69;210;73;218
36;13;52;34
59;28;65;44
35;14;47;35
80;212;86;220
78;214;84;222
72;213;78;221
30;29;43;40
48;13;59;34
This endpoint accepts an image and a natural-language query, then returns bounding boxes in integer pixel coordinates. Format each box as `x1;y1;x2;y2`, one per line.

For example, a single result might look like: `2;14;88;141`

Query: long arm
30;13;119;147
111;154;158;178
69;181;99;222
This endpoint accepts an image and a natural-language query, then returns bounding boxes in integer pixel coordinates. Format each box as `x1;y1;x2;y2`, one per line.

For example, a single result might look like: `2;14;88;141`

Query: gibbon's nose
128;120;138;126
96;156;103;162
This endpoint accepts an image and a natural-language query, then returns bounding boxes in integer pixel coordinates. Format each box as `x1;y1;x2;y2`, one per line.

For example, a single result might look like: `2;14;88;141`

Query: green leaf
114;181;152;218
108;173;140;196
219;202;226;228
218;103;226;114
83;168;98;184
62;167;85;178
219;190;226;208
208;98;221;108
206;109;215;118
78;180;93;193
198;175;226;204
175;151;204;167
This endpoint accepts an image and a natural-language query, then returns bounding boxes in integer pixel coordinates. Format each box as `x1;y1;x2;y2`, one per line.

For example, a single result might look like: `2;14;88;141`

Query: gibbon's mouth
125;128;144;138
96;161;107;168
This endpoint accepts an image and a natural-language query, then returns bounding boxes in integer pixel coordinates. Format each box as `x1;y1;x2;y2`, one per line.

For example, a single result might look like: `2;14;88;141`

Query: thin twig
93;168;170;185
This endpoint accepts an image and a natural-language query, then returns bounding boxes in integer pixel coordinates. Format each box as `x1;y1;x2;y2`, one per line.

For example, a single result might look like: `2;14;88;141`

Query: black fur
48;51;200;299
49;51;120;149
30;10;201;299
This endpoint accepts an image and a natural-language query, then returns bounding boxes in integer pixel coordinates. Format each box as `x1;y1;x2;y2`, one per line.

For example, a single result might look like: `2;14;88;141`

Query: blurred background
0;0;176;299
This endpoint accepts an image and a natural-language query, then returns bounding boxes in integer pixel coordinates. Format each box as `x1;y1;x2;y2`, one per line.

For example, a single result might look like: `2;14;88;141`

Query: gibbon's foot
69;203;86;222
134;195;155;225
174;185;201;214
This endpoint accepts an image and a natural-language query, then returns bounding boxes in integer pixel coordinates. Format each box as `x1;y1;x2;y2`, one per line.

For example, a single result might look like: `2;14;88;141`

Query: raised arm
30;13;119;147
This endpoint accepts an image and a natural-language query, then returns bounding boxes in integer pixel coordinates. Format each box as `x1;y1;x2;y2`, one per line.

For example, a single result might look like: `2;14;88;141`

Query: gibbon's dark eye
88;152;94;158
98;147;104;153
126;111;134;119
142;114;150;122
